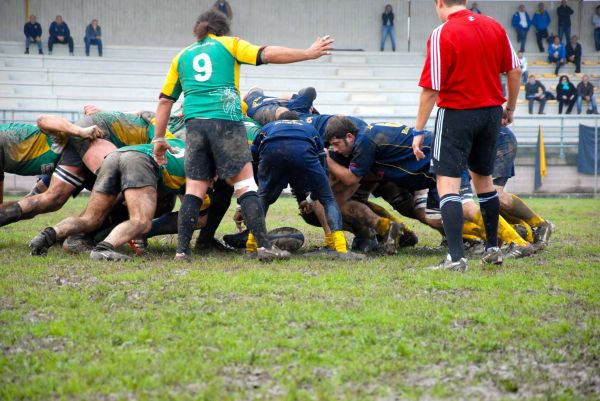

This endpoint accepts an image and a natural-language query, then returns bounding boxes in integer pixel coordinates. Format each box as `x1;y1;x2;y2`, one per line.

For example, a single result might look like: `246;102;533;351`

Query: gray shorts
185;118;251;181
93;151;158;195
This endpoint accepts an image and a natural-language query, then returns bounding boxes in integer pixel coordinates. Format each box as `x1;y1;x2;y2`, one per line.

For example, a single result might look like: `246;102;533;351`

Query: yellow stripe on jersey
8;133;52;162
149;117;176;139
161;48;186;100
110;121;151;146
212;35;261;97
161;169;186;192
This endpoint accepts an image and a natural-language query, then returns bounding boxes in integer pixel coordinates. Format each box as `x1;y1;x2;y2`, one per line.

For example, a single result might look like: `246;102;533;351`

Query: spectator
576;74;598;114
470;2;481;14
593;6;600;51
212;0;232;19
380;4;396;52
512;4;531;53
566;35;581;73
23;15;43;55
525;75;547;114
84;19;102;57
518;51;528;83
548;36;566;75
556;0;574;44
556;75;577;114
48;15;74;55
532;2;551;52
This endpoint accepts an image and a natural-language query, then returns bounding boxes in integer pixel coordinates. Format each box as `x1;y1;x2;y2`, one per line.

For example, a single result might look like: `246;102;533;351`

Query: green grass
1;197;599;400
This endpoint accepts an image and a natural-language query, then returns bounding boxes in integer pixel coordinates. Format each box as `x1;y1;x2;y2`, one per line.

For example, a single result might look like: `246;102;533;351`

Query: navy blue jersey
252;119;324;156
349;123;435;190
246;94;282;119
299;113;368;142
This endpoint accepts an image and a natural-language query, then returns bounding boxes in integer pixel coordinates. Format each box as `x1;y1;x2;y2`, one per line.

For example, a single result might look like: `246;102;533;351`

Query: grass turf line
0;197;599;400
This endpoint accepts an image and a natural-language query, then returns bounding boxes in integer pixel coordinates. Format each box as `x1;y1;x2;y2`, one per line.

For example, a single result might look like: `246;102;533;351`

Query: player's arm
326;152;361;186
503;68;521;126
412;87;438;160
261;36;334;64
152;98;175;166
36;115;103;140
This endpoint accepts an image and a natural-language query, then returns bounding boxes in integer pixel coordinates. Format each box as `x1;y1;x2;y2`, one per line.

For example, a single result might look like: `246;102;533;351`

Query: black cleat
90;248;132;261
481;247;503;265
398;230;419;248
30;227;57;256
533;221;553;248
257;245;290;262
195;237;235;253
382;222;403;255
223;230;249;249
504;242;536;259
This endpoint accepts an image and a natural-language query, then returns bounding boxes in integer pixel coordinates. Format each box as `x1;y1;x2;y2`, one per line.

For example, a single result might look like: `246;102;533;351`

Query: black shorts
185;118;251;181
431;106;502;178
93;151;158;195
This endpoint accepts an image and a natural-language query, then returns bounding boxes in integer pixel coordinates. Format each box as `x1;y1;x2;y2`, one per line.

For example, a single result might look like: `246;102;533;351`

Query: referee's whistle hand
412;136;425;161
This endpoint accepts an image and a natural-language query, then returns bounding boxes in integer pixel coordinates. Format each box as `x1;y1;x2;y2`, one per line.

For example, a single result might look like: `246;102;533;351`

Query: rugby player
152;10;334;262
244;86;318;126
29;137;189;260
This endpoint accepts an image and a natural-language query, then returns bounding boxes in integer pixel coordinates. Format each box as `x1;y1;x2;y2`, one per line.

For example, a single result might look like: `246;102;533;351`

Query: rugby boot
337;251;367;261
533;221;553;248
173;252;192;262
223;230;249;249
504;242;536;259
480;247;503;265
257;245;291;262
62;234;95;254
424;256;468;272
90;248;132;262
30;227;57;255
397;230;419;248
195;237;235;253
382;222;404;255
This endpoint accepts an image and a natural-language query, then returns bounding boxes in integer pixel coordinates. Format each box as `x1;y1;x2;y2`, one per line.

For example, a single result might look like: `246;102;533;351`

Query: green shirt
160;34;261;121
243;116;262;144
0;123;67;178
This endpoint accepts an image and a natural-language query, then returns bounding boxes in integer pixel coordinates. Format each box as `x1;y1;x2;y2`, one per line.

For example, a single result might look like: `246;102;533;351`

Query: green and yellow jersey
89;112;176;148
118;138;186;193
160;34;262;121
0;123;68;179
243;116;262;144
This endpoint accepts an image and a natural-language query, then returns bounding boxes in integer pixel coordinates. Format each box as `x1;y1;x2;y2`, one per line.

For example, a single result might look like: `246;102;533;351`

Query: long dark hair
193;10;230;41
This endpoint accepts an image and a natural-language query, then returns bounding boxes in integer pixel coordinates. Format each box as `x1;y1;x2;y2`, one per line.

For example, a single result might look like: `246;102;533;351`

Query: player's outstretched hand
307;35;335;59
77;125;104;140
153;140;173;167
502;107;514;126
83;104;101;116
412;135;426;160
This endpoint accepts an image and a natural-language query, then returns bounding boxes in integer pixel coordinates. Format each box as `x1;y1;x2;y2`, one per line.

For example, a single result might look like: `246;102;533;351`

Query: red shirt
418;9;520;109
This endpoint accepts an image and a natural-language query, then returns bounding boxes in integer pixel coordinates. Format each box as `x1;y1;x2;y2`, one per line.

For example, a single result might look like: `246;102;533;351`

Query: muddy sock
177;194;202;255
94;241;115;252
0;203;23;227
197;183;233;242
478;191;500;250
498;216;529;247
509;194;544;227
239;191;270;249
41;227;58;247
375;218;391;237
440;194;464;262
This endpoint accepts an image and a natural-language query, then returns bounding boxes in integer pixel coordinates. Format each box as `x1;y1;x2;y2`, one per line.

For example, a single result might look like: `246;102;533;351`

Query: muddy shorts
93;151;158;195
185;118;251;181
492;128;517;187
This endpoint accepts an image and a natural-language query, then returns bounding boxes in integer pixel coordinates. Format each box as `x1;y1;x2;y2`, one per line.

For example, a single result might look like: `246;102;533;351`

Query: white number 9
193;53;212;82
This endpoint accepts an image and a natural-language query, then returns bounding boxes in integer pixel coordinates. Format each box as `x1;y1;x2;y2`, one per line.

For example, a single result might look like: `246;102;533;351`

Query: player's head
193;10;230;41
325;116;358;157
435;0;467;22
274;107;292;120
277;110;299;120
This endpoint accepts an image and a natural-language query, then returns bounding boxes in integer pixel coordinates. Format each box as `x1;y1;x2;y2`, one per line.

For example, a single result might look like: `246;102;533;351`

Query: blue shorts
493;129;517;186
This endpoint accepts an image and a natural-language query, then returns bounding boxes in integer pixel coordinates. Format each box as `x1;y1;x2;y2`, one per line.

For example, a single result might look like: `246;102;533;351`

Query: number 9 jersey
159;34;262;122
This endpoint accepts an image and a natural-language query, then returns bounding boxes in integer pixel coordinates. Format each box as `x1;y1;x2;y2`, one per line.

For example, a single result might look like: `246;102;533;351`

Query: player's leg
194;178;234;252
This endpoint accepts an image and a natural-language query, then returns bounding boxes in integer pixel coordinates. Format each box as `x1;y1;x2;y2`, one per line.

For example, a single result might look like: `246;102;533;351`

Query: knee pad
233;177;258;195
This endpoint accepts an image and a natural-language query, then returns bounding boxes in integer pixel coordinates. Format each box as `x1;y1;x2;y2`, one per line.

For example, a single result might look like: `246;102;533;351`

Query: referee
412;0;521;271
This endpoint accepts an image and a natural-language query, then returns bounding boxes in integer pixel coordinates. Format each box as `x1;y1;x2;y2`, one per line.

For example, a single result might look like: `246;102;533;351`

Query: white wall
0;0;594;53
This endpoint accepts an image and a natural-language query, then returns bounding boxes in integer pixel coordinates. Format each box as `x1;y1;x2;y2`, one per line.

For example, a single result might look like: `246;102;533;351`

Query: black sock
440;194;464;262
177;194;202;255
238;191;271;249
147;212;179;238
39;227;58;247
94;241;114;251
478;191;500;250
197;182;233;243
0;203;23;227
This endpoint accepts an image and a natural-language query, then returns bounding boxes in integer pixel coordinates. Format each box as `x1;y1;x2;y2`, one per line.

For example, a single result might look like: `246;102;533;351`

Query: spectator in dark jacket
548;36;566;75
532;2;551;52
576;74;598;114
556;0;573;44
556;75;577;114
212;0;233;19
470;2;481;14
48;15;74;55
84;19;102;57
512;4;531;53
24;15;43;55
525;75;547;114
566;35;581;74
380;4;396;52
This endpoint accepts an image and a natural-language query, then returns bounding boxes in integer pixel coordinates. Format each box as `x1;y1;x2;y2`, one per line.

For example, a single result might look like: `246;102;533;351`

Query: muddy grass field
1;196;599;400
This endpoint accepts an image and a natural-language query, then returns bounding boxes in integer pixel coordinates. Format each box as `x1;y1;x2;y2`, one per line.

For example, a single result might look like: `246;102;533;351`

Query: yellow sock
331;231;348;253
498;216;529;247
375;218;391;237
463;220;485;241
518;220;534;243
324;232;334;249
525;215;545;228
368;201;410;232
245;232;258;253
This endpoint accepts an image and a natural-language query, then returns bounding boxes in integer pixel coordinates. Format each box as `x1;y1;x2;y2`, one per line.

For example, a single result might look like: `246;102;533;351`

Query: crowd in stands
524;73;597;114
24;14;102;56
